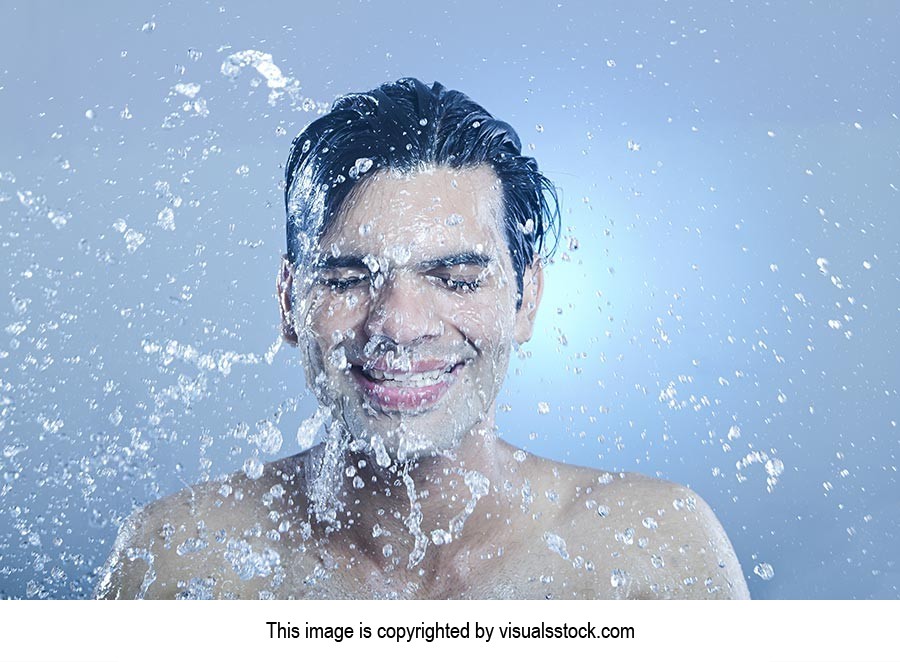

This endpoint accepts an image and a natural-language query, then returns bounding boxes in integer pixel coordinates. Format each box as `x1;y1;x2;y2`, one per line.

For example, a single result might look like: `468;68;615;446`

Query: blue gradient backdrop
0;1;897;598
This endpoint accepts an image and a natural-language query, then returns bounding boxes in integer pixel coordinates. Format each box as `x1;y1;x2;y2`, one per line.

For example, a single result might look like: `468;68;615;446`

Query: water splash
220;49;329;111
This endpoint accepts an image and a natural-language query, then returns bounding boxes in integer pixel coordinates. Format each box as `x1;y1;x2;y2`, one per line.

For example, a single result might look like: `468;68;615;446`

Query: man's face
287;165;540;461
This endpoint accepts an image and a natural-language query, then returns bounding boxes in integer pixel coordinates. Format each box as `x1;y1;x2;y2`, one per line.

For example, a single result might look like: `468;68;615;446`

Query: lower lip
351;364;462;412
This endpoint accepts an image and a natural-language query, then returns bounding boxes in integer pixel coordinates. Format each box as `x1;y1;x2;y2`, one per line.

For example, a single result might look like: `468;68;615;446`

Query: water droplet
753;562;774;580
642;516;658;530
431;529;452;545
348;157;373;179
610;568;628;588
108;408;123;427
543;532;569;560
296;409;325;451
251;420;283;454
243;456;264;480
764;458;784;479
157;207;175;230
615;528;635;545
537;402;550;415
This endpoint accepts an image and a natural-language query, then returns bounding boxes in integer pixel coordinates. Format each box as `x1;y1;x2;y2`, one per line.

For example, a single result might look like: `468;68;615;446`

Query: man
97;78;749;599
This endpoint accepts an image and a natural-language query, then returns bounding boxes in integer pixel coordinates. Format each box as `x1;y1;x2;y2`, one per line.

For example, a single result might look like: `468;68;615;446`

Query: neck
304;415;530;576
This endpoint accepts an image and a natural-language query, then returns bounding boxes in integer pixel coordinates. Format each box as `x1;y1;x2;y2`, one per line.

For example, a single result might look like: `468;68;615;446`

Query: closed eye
426;273;482;292
319;274;369;292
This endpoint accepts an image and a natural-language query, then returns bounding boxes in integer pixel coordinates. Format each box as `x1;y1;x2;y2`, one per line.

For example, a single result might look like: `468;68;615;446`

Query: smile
350;360;466;412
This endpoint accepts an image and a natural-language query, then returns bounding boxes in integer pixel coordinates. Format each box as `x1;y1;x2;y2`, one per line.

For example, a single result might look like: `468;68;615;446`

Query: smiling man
97;78;749;599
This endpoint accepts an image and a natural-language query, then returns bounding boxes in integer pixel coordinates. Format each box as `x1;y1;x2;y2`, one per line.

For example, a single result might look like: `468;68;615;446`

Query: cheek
448;297;517;353
307;292;369;339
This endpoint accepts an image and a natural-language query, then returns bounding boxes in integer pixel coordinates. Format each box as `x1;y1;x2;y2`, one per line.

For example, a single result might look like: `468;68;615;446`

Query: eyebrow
315;252;492;271
417;252;492;270
315;255;369;270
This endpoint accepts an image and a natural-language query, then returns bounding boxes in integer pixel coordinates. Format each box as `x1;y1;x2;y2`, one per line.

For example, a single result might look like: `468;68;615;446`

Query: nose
364;271;442;347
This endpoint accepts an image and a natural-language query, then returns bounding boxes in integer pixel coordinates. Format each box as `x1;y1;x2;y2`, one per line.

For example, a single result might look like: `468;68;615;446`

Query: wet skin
98;166;750;599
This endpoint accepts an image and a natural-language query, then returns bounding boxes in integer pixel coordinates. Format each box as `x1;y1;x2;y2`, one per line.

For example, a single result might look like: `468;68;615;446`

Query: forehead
320;165;505;261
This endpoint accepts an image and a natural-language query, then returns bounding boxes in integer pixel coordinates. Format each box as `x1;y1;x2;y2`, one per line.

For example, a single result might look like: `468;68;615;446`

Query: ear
277;255;298;345
514;259;544;344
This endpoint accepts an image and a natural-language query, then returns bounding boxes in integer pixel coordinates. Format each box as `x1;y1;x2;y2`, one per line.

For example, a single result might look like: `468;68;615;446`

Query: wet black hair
284;77;559;302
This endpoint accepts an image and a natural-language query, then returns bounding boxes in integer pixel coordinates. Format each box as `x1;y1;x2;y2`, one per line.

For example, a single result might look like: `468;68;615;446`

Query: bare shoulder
591;470;749;599
528;458;750;599
95;455;316;599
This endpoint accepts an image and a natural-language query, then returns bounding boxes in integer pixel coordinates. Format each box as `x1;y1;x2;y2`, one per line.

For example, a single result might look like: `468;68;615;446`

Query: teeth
363;366;452;386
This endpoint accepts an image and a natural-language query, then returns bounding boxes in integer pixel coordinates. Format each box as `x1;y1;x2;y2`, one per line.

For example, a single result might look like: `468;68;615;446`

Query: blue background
0;1;897;598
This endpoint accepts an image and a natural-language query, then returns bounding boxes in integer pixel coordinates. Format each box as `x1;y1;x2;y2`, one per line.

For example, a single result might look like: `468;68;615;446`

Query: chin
336;402;472;465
